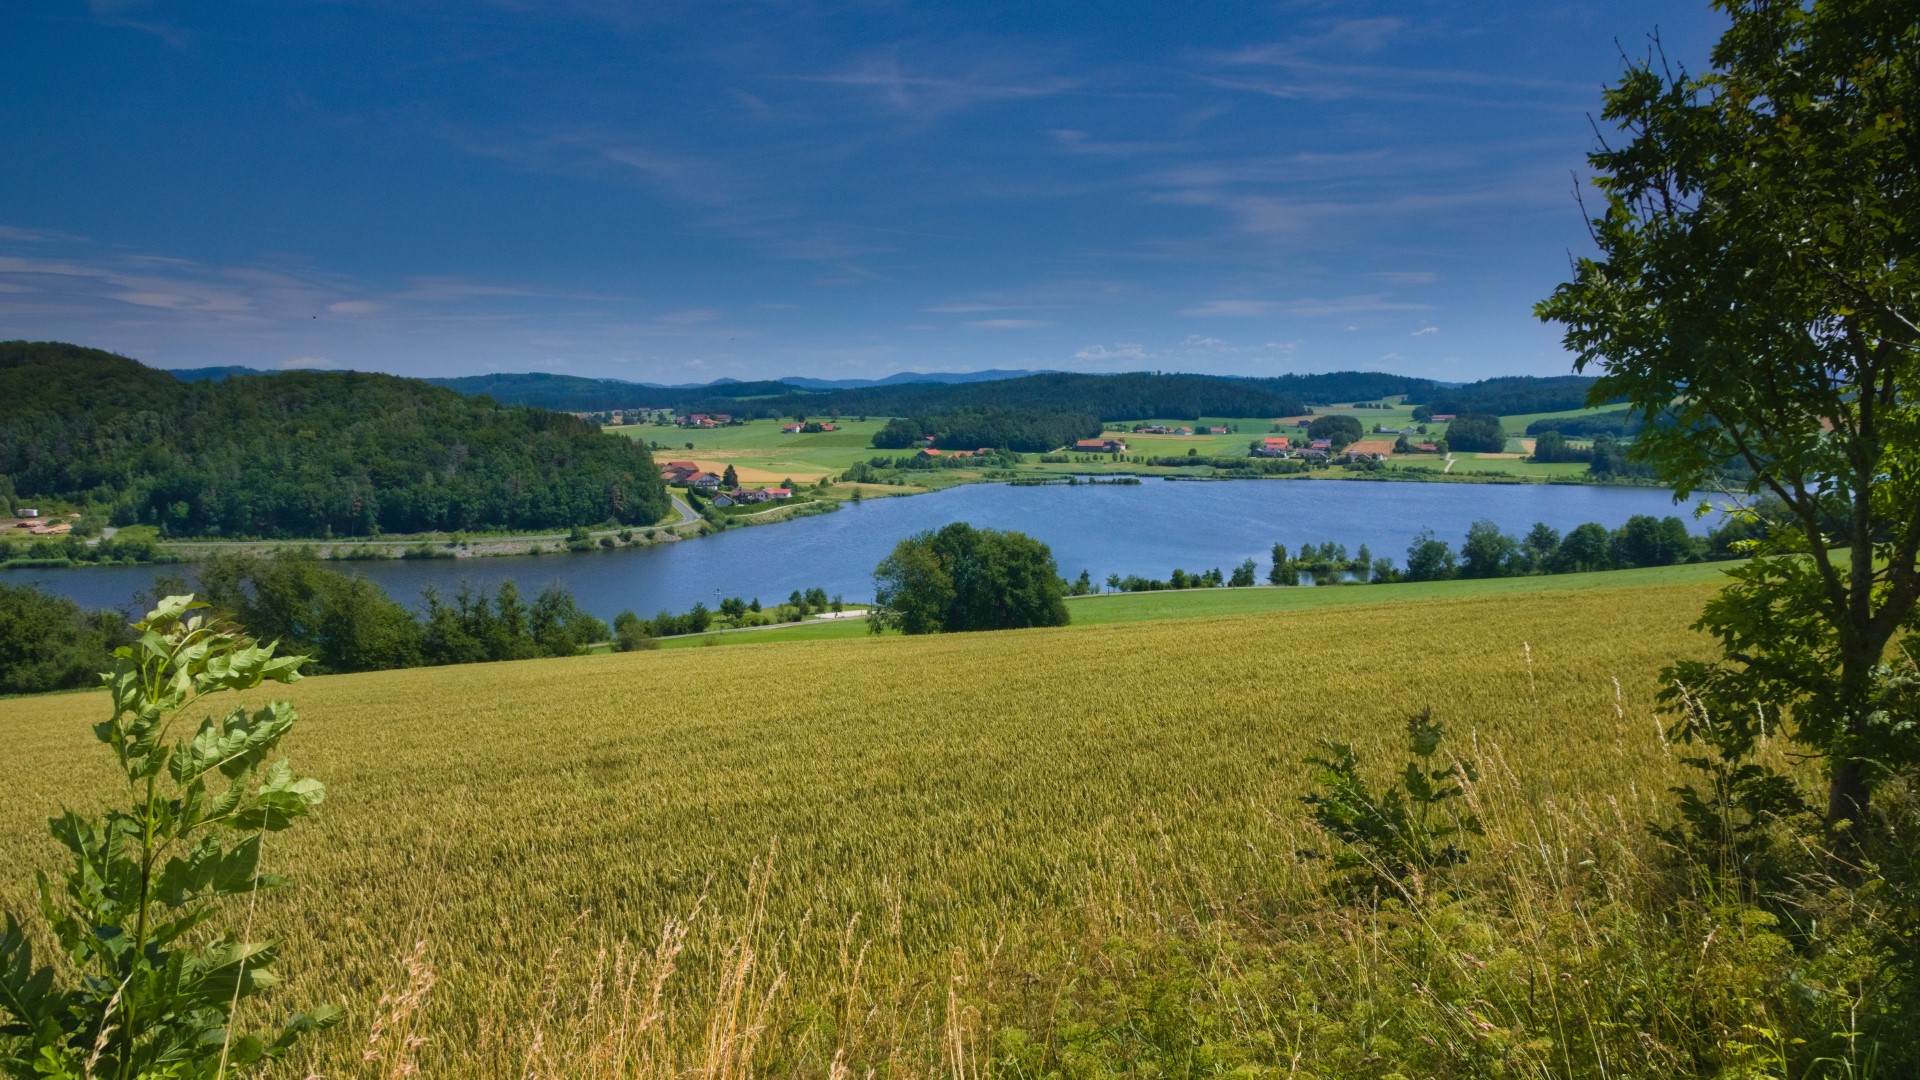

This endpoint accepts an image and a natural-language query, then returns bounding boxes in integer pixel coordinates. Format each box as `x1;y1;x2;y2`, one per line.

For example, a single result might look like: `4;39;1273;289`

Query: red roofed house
782;423;803;433
1073;438;1128;453
687;471;722;490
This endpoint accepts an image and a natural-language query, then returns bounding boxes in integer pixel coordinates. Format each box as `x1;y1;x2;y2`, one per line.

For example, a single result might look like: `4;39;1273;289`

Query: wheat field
0;580;1747;1076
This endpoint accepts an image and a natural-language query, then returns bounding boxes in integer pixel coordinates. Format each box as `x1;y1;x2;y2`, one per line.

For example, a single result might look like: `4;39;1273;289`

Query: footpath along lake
12;480;1706;621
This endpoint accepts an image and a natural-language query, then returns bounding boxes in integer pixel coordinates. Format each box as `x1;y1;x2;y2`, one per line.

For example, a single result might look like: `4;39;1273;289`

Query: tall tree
870;523;1068;634
1537;0;1920;829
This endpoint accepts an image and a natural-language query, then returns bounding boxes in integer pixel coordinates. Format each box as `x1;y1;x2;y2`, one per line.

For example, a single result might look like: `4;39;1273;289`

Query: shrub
0;596;336;1075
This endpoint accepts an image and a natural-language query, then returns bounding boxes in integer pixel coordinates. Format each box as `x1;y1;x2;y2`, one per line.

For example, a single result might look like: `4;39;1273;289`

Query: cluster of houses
781;422;837;433
710;487;792;507
680;413;734;428
658;461;792;504
1130;424;1231;436
1247;435;1391;464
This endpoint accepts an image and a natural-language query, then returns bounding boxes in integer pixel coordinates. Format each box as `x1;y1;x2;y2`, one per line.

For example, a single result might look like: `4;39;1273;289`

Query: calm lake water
10;480;1700;621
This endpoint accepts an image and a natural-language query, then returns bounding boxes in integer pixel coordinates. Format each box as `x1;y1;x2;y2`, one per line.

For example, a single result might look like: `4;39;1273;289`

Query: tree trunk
1827;754;1870;838
1828;632;1885;844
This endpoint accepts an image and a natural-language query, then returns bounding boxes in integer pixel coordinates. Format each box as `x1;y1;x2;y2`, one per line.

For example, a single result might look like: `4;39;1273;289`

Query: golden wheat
0;581;1724;1076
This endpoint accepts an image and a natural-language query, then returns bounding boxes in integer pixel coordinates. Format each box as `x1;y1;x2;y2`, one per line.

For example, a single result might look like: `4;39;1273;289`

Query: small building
782;423;803;433
918;448;943;458
1311;439;1333;450
688;472;722;490
768;488;792;500
16;508;38;519
711;492;736;507
1208;426;1229;435
1432;414;1457;422
1073;438;1128;453
1174;426;1194;436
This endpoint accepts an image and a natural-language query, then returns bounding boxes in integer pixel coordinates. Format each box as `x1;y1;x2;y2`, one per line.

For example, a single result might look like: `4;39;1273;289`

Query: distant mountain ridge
153;361;1611;417
163;365;1061;392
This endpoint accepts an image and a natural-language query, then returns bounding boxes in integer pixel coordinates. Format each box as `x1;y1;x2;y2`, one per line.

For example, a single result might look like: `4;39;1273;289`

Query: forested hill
0;342;669;538
406;368;1606;419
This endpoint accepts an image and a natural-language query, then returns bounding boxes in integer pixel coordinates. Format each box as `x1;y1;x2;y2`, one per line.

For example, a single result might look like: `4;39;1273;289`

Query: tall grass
2;578;1907;1074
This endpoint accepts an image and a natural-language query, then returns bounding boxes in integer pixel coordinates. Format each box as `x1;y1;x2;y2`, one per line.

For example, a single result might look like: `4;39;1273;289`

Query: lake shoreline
3;469;1667;571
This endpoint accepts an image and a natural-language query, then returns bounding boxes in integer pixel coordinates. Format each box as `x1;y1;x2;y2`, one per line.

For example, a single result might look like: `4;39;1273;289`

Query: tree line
0;342;670;539
870;407;1100;453
0;551;612;693
417;366;1625;420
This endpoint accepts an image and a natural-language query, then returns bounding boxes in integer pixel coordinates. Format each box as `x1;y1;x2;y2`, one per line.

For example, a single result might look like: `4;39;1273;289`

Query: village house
1431;413;1457;423
1133;424;1170;434
1310;438;1333;450
1251;436;1291;458
1073;438;1128;453
687;471;722;490
782;423;803;433
1298;448;1330;463
1207;426;1230;435
1174;426;1194;436
710;492;735;507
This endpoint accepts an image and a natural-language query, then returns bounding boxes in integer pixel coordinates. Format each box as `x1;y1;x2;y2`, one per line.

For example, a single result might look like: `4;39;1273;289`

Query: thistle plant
0;595;337;1079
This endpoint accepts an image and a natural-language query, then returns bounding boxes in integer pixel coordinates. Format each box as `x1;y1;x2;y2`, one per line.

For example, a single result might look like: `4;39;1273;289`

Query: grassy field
607;407;1631;495
608;417;895;484
656;561;1736;649
0;571;1793;1077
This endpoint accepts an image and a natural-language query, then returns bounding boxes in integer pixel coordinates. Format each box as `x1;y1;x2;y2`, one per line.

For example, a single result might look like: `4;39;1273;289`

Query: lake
9;479;1702;620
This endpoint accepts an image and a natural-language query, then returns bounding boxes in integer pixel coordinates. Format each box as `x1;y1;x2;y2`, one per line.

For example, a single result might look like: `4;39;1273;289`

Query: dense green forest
0;342;669;537
870;408;1101;453
1407;375;1618;416
670;372;1310;421
403;368;1612;418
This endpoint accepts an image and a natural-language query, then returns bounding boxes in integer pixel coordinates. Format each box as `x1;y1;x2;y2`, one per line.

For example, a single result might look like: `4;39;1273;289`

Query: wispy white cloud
1411;325;1439;336
1182;295;1431;318
0;224;87;243
1074;342;1147;361
1179;299;1275;317
793;52;1077;119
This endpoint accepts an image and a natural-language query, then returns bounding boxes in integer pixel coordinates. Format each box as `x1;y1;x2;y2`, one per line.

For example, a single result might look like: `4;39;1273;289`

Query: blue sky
0;1;1725;382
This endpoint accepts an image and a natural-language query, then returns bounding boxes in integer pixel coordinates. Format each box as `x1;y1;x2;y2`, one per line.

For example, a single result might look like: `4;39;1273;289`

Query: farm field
607;417;896;484
1439;453;1592;478
655;560;1736;649
0;577;1728;1076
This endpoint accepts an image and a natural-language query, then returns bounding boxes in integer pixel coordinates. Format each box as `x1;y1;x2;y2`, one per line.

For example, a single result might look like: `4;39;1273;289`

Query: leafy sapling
1301;707;1484;900
0;595;337;1079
